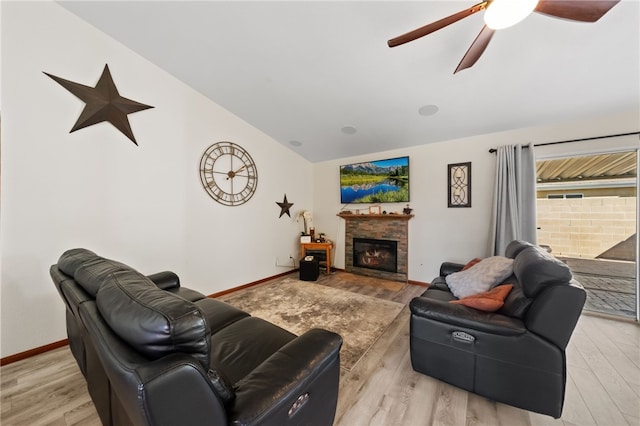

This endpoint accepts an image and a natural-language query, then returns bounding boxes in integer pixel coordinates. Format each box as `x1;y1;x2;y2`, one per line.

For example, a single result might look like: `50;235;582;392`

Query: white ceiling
59;0;640;162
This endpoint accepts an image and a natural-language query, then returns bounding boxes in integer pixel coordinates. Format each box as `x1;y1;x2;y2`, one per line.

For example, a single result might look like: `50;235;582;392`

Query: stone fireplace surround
338;213;413;282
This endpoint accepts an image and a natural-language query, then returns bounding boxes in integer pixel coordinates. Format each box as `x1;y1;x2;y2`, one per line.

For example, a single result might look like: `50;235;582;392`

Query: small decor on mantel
403;204;413;215
337;211;413;220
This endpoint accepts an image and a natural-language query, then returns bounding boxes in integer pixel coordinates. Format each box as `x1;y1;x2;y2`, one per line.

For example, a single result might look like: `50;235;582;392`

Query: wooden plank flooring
1;271;639;425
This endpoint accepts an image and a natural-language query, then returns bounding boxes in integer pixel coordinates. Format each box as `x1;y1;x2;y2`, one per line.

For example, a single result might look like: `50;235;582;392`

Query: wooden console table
301;241;333;273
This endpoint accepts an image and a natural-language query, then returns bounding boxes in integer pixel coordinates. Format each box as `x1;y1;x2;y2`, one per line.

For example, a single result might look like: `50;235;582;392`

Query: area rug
218;279;404;371
335;272;405;292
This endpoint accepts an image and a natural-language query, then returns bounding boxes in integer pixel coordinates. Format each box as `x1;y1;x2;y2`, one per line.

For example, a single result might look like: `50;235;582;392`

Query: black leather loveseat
50;248;342;426
409;240;586;418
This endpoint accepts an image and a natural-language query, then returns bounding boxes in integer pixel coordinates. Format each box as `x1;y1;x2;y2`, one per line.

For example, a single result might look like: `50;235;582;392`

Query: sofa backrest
96;270;211;370
504;240;536;259
513;246;573;298
58;247;212;370
498;244;574;319
57;248;134;297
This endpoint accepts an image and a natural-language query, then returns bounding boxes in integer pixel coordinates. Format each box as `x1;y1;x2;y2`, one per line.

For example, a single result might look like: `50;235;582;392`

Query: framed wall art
340;156;409;204
448;162;471;208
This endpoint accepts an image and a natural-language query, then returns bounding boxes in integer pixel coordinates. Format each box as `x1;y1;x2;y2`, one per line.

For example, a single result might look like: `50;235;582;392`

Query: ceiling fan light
484;0;539;30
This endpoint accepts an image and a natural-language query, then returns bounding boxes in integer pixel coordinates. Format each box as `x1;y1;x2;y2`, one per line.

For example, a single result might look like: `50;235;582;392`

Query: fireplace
353;238;397;273
339;212;412;282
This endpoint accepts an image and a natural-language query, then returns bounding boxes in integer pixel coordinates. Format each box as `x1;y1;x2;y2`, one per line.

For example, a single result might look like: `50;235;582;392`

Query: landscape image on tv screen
340;156;409;204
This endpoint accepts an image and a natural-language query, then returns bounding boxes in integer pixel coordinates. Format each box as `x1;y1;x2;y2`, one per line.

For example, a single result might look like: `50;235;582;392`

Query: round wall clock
199;142;258;206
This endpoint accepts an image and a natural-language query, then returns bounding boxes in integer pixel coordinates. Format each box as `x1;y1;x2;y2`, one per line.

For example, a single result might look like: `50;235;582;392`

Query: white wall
313;111;640;284
0;1;312;357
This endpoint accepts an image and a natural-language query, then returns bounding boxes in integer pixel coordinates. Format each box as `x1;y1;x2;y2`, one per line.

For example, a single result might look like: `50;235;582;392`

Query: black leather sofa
50;248;343;426
409;240;586;418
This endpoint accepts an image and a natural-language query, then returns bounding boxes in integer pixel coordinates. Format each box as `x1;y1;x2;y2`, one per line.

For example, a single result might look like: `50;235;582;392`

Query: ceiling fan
388;0;621;73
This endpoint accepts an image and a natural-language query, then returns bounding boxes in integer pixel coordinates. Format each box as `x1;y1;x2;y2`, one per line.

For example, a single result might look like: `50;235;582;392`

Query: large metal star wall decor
276;194;294;218
44;64;154;145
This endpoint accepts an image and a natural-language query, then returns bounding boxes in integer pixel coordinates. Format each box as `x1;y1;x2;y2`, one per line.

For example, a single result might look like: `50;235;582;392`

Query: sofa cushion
445;256;514;299
450;284;513;312
497;278;532;318
210;317;296;384
513;246;572;298
96;270;210;370
422;287;457;302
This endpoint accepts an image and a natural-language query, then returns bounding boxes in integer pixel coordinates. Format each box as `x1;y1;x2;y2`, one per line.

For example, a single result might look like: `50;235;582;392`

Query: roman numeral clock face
199;142;258;206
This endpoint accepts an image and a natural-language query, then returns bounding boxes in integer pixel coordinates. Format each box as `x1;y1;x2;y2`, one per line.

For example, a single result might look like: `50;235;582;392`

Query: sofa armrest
440;262;464;277
146;271;180;290
230;328;342;426
410;297;526;336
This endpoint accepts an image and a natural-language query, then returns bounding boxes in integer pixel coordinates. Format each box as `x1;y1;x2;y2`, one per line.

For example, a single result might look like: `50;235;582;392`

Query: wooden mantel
337;213;414;220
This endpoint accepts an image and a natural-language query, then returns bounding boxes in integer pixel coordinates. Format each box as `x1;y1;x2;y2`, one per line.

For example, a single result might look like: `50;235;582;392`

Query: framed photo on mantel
448;162;471;208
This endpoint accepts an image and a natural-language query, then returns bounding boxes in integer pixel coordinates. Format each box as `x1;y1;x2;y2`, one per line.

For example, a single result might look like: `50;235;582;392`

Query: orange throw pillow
450;284;513;312
461;258;482;271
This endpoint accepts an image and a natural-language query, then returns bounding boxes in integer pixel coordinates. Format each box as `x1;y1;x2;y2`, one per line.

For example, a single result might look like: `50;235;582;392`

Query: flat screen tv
340;156;409;204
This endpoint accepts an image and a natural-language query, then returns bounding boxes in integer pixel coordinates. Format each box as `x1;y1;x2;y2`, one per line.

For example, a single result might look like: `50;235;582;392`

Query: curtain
490;143;538;255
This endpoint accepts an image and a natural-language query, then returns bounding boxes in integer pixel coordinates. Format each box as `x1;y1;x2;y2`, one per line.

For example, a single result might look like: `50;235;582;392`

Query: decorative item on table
319;233;326;242
309;227;315;240
300;234;311;243
403;204;413;215
297;210;313;234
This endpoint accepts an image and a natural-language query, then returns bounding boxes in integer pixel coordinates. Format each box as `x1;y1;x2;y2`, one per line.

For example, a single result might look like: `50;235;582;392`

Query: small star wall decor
276;194;294;218
44;64;154;145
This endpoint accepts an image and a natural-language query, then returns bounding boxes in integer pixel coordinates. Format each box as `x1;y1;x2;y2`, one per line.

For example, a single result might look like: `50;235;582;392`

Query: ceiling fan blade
534;0;621;22
388;1;488;48
454;25;495;74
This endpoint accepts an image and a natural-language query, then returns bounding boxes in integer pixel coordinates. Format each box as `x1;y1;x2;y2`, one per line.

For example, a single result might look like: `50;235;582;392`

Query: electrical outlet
276;256;296;268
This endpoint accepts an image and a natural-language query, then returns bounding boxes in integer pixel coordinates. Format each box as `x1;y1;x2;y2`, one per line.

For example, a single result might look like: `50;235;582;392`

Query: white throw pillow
445;256;514;299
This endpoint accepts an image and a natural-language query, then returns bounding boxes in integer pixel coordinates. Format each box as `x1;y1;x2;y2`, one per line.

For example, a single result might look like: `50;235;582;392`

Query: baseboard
0;339;68;366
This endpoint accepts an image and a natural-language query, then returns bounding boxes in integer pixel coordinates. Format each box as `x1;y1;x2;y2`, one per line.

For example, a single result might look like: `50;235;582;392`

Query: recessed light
289;140;302;147
418;105;439;117
341;126;357;135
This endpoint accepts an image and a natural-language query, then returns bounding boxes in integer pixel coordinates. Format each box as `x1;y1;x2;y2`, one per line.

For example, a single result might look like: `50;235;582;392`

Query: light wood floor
2;271;639;425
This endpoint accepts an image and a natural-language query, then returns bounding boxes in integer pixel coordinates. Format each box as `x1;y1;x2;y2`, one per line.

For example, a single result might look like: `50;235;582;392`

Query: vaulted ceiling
59;1;640;162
